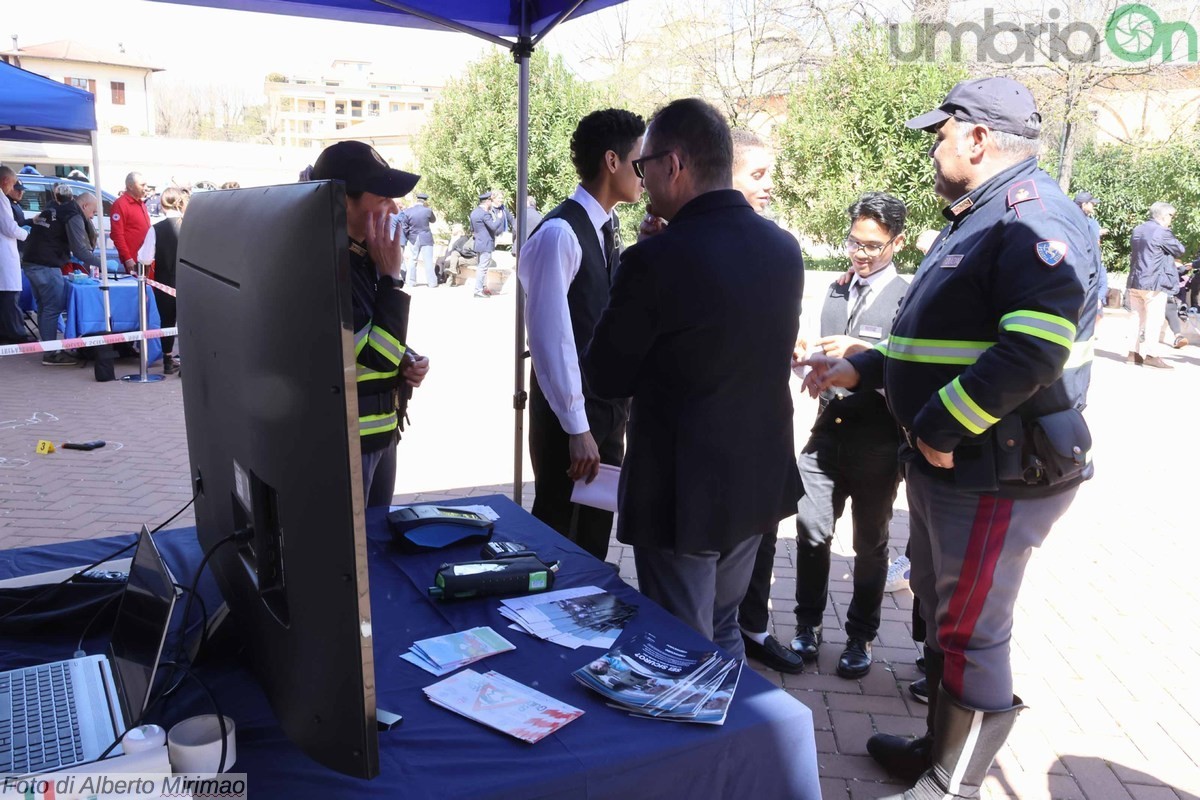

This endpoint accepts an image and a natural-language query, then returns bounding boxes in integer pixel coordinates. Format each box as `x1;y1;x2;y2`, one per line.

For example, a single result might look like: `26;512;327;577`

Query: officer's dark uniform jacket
848;157;1099;498
349;239;411;454
403;204;437;248
468;205;501;253
1128;219;1185;293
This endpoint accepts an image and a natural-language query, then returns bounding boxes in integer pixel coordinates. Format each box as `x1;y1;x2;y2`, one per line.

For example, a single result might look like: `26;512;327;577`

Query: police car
14;174;122;272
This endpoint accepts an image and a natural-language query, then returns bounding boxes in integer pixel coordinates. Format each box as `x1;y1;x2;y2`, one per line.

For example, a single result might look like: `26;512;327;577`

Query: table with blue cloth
0;495;820;799
18;274;162;363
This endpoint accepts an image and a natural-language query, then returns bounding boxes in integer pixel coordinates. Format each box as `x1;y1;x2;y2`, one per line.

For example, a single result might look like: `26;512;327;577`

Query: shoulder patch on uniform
1035;240;1068;267
111;212;120;221
1006;180;1040;207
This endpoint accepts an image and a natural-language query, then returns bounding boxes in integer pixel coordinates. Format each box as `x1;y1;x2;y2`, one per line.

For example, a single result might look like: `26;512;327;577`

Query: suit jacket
403;204;437;247
469;205;501;253
582;189;803;554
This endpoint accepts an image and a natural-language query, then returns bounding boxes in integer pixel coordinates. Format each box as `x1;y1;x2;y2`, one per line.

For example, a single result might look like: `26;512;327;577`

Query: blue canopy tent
149;0;631;502
0;60;114;327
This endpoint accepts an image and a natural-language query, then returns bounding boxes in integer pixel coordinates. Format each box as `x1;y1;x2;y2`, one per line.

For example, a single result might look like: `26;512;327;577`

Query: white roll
167;715;237;774
121;724;166;753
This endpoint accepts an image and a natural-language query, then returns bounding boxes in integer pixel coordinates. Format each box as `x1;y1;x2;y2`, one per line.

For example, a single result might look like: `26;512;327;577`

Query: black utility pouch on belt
1023;408;1091;486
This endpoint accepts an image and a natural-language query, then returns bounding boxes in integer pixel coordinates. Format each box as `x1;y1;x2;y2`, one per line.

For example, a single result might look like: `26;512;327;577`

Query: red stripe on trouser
939;495;1013;698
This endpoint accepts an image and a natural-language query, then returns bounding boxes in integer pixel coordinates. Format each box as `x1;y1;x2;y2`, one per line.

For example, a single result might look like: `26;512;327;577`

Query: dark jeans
22;265;67;343
362;442;398;508
528;371;626;561
793;433;900;642
0;291;24;340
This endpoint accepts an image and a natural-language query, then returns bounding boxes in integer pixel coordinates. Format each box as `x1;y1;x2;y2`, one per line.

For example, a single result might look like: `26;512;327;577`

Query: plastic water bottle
90;265;100;280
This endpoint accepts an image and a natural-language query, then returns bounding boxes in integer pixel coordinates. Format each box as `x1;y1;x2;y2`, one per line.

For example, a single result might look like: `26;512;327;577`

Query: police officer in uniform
469;191;502;297
310;141;431;506
402;193;438;288
803;77;1098;799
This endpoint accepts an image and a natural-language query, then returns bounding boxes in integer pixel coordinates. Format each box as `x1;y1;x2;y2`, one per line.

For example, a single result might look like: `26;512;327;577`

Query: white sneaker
884;556;911;593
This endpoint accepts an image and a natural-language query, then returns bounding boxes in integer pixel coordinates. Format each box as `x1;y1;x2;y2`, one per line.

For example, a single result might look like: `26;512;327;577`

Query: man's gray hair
1150;202;1176;224
0;165;15;182
957;124;1041;162
125;171;142;189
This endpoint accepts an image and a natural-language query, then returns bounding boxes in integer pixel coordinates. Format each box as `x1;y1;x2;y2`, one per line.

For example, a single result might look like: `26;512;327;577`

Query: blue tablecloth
18;274;162;363
0;496;820;799
65;278;162;363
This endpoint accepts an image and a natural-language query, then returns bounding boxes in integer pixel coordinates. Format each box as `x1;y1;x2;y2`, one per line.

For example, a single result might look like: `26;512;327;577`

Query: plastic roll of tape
121;724;167;753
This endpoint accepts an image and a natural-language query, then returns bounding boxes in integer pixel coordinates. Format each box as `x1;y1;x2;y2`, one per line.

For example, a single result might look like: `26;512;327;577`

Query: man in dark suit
789;192;910;679
582;98;803;660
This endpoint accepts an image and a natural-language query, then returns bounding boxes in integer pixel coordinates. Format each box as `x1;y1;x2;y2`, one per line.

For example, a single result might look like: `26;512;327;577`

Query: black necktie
601;219;619;278
847;281;871;334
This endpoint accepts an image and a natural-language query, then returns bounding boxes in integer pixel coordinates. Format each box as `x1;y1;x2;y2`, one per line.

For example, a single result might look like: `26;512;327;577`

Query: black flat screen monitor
176;181;378;779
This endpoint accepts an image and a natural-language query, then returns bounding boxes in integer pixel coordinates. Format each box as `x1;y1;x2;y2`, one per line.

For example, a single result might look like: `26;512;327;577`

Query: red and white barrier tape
144;278;177;297
0;327;178;357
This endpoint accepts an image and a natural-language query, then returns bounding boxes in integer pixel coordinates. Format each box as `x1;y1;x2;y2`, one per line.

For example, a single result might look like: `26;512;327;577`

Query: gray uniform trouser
905;463;1076;711
634;534;762;661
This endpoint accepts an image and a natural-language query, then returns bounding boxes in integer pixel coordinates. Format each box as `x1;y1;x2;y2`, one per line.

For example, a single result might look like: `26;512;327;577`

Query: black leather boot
880;685;1025;799
867;648;943;781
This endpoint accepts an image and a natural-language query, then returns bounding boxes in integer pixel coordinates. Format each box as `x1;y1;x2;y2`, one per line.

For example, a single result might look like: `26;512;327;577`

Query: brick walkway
2;281;1197;799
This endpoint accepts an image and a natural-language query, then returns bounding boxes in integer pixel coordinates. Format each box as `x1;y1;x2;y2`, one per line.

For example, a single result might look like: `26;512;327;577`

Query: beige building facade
266;59;442;150
1;40;161;137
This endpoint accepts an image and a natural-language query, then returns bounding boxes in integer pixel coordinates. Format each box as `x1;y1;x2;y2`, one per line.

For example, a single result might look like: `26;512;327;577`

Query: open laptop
0;526;177;775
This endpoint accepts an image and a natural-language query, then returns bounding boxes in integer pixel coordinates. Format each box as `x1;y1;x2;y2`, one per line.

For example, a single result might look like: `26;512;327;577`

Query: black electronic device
177;181;378;779
428;557;557;601
62;440;105;451
481;541;535;560
387;505;494;552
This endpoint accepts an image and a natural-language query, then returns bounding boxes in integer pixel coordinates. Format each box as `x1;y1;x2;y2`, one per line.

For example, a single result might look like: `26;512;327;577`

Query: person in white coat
0;166;31;344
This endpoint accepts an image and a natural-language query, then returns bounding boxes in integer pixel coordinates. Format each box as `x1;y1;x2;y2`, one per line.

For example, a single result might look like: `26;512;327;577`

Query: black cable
96;661;228;774
171;583;209;664
73;592;122;657
0;493;196;624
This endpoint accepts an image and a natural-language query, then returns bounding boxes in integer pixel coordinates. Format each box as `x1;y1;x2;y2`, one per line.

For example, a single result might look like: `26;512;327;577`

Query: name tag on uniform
860;325;883;340
940;255;963;269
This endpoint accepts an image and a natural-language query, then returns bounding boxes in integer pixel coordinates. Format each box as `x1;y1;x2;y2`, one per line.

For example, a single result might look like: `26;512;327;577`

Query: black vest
153;217;182;285
812;273;909;437
22;201;81;269
531;199;623;412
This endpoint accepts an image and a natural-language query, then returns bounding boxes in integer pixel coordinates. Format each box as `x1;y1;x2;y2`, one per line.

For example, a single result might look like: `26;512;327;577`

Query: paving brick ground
2;279;1198;799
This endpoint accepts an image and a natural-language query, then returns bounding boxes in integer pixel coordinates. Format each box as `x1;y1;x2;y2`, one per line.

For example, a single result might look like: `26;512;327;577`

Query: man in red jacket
110;172;151;273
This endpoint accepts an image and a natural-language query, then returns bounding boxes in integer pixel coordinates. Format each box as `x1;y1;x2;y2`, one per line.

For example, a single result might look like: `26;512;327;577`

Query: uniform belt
358;390;394;417
900;426;916;449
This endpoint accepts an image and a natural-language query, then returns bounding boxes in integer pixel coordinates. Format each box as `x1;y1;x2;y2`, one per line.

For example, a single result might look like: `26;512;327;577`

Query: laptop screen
108;527;178;723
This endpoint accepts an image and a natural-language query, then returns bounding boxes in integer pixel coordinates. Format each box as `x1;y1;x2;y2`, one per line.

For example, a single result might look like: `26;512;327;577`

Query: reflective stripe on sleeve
368;327;407;366
354;323;370;357
999;310;1076;351
877;335;994;365
938;376;1000;436
357;364;400;383
359;411;398;438
1063;338;1095;370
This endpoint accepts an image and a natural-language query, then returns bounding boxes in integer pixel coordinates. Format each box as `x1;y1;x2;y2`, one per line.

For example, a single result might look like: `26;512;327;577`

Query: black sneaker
742;634;804;674
909;677;929;704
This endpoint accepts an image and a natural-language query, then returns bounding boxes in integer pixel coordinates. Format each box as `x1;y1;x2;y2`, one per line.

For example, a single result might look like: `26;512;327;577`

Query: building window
351;100;363;118
110;125;129;135
409;104;422;111
335;101;346;115
110;81;126;105
306;100;318;113
390;103;401;113
65;76;96;93
280;98;294;111
336;122;348;130
369;101;379;117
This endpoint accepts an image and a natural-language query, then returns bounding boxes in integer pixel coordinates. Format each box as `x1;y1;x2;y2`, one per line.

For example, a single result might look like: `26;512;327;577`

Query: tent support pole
511;28;532;506
90;130;112;332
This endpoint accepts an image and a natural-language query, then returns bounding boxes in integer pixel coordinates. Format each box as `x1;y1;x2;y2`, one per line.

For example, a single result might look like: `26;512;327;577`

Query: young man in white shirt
520;108;645;560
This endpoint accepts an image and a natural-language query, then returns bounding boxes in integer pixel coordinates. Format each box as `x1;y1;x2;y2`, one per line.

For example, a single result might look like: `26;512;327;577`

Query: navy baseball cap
479;190;493;200
416;192;429;200
310;141;419;198
906;77;1042;139
1074;191;1098;205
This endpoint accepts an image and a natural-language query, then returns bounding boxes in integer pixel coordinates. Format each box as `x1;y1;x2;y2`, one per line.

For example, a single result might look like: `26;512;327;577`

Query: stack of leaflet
499;586;637;649
401;626;515;676
424;669;584;743
572;631;742;725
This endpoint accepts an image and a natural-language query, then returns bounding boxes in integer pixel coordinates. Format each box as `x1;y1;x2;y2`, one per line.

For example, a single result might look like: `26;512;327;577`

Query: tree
414;49;604;225
772;28;966;268
1069;136;1200;271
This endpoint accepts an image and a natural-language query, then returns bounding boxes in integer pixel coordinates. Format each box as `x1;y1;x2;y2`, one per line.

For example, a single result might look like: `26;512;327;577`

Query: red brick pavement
2;286;1198;799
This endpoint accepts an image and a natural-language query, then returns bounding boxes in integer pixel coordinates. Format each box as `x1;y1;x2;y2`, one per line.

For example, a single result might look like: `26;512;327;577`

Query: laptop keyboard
0;662;86;774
